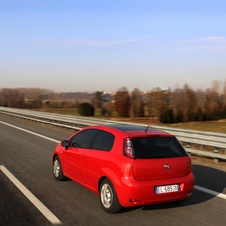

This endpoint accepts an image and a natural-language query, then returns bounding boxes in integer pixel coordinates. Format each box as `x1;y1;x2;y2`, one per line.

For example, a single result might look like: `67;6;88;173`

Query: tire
99;178;121;213
52;156;66;181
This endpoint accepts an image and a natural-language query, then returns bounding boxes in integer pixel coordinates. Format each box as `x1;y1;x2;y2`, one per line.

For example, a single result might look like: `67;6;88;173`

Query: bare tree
92;91;104;108
130;88;144;117
181;84;197;121
223;80;226;106
203;81;223;120
102;101;114;116
147;88;169;118
114;87;130;117
211;80;220;93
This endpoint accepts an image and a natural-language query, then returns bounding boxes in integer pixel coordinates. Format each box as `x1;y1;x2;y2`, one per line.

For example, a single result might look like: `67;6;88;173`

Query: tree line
106;80;226;123
1;80;226;123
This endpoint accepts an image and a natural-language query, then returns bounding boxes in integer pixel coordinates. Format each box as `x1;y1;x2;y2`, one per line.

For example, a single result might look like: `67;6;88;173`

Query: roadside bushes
101;102;114;116
159;106;226;124
160;109;185;123
160;109;176;123
78;103;94;116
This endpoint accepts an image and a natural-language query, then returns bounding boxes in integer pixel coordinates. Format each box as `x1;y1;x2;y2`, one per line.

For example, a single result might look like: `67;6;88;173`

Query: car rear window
131;136;187;159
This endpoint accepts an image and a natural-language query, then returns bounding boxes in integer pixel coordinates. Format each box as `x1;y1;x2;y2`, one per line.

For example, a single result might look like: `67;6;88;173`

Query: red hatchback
52;125;194;213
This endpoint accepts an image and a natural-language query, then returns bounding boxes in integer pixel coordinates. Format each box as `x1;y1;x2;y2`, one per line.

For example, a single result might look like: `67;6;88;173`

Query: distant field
37;108;226;134
167;121;226;134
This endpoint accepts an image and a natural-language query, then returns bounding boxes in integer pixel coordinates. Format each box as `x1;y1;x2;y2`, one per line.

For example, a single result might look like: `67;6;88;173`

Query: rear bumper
115;172;195;207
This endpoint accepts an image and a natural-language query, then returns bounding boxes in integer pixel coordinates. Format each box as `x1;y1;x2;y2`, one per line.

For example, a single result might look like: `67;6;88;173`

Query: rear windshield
131;136;187;159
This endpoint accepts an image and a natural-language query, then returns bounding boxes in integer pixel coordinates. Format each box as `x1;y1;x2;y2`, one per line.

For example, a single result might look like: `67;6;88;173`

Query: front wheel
99;178;121;213
52;156;66;181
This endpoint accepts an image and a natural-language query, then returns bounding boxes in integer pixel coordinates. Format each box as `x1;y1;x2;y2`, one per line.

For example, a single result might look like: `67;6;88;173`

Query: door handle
81;153;86;157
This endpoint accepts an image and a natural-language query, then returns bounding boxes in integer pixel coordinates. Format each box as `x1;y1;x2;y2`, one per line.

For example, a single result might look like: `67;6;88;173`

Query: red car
52;125;194;213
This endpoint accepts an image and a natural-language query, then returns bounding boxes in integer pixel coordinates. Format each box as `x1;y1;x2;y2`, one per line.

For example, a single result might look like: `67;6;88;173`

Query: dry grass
167;120;226;134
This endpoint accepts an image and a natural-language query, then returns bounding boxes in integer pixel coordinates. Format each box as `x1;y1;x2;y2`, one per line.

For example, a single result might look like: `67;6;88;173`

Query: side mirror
61;140;70;149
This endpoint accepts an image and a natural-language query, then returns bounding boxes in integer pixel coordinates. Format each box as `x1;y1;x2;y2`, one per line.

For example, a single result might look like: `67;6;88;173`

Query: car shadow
119;164;226;213
60;164;226;213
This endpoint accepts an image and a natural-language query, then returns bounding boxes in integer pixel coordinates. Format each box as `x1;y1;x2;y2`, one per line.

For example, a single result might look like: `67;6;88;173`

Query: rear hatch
131;136;191;181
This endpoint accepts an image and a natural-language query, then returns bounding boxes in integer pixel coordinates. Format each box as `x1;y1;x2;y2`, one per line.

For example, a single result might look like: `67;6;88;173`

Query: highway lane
0;114;226;226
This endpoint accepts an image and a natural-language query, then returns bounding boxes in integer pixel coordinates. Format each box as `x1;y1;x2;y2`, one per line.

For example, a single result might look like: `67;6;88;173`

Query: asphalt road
0;114;226;226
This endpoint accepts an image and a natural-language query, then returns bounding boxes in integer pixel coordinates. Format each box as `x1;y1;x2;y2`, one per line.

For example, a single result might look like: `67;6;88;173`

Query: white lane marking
1;120;226;202
0;165;62;225
194;185;226;200
0;120;60;143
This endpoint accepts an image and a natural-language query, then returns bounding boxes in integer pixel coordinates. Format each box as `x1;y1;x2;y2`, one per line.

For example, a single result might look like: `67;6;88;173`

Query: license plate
155;184;180;194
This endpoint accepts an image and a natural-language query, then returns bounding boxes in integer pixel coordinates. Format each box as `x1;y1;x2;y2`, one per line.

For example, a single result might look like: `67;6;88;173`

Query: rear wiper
142;154;166;159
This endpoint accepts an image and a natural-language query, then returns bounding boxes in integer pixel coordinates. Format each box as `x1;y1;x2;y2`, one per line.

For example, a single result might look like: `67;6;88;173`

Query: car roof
103;124;173;137
106;124;154;131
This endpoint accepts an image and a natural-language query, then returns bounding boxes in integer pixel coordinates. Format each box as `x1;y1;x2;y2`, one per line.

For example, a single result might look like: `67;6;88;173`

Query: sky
1;0;226;92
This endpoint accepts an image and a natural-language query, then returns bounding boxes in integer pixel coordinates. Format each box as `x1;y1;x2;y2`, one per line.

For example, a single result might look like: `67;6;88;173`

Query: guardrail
0;106;226;162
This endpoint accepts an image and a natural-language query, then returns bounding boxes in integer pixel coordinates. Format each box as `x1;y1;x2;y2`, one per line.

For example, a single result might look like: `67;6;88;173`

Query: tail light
124;138;135;159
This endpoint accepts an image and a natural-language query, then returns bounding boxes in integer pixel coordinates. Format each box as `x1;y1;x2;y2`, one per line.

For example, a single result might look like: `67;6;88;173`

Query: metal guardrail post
214;148;219;163
186;142;191;157
186;143;191;149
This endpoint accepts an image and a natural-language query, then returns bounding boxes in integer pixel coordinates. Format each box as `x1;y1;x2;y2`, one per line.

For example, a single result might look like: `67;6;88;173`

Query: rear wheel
53;156;66;181
99;178;121;213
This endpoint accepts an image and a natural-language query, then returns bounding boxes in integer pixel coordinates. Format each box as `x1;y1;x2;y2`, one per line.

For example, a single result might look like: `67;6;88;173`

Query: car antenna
145;125;150;133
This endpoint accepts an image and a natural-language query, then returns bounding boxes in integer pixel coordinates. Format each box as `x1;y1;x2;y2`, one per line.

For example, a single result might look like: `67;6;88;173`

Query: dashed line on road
0;165;62;225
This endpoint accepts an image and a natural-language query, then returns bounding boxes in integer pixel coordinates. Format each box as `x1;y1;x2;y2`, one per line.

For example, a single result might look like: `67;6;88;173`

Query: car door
86;130;115;189
63;129;98;184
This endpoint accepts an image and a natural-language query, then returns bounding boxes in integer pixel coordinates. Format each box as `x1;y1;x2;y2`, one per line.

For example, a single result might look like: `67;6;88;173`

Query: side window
92;130;115;151
70;129;98;149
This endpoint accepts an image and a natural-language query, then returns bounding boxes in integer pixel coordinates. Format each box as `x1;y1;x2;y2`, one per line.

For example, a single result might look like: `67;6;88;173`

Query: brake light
124;138;135;159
